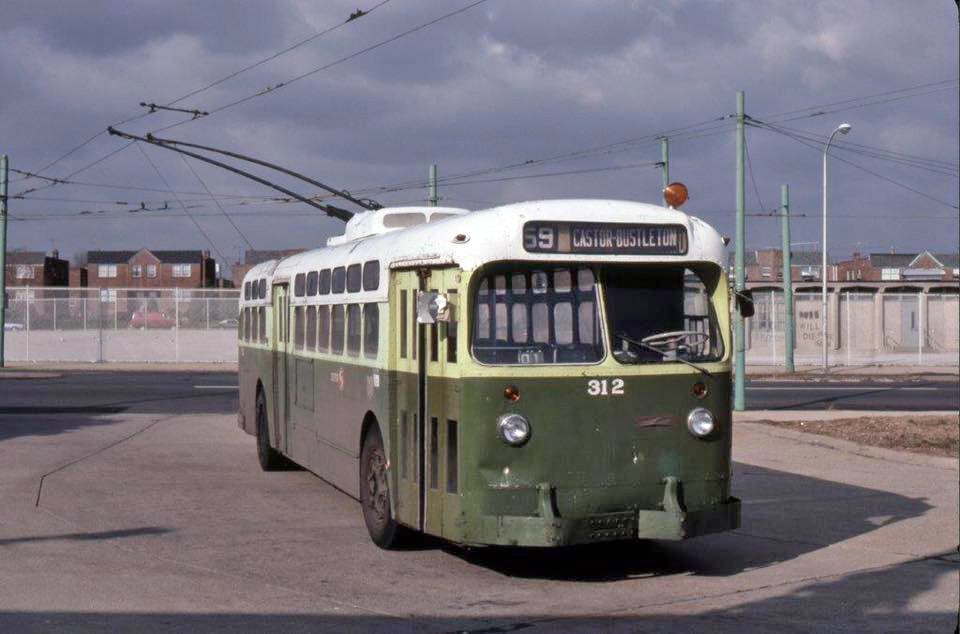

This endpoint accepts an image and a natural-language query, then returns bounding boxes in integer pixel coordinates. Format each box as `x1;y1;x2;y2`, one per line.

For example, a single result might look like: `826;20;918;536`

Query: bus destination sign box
522;221;688;256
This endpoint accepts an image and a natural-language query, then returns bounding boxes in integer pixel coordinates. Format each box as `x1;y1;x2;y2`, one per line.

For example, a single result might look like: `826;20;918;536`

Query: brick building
3;250;68;290
230;248;306;285
730;249;826;283
835;251;959;283
86;249;217;289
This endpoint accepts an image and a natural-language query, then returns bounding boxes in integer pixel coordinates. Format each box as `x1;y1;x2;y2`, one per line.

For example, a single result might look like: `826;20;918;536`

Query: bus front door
392;269;461;537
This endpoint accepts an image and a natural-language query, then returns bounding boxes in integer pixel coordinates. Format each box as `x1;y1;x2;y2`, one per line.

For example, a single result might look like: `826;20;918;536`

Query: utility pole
0;154;7;368
659;137;669;206
781;184;794;373
428;163;438;207
734;92;746;410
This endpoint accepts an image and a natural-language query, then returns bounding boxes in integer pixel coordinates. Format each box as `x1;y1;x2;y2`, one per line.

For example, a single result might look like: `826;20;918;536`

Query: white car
4;322;25;331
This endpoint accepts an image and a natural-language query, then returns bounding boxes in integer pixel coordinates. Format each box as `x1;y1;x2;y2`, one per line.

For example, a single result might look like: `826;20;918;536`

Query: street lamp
822;122;852;371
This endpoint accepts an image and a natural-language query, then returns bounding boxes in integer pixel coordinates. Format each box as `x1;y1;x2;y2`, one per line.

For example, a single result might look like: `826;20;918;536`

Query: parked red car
130;311;176;329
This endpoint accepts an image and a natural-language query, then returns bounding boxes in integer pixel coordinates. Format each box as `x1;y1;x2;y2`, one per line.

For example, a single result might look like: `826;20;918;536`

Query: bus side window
347;264;362;293
411;291;417;360
259;307;266;343
400;290;407;359
429;289;439;362
347;304;361;356
363;303;378;358
238;308;244;341
446;289;457;363
294;306;305;349
294;273;305;297
318;306;330;352
244;307;252;342
252;305;259;342
331;305;345;354
306;306;317;350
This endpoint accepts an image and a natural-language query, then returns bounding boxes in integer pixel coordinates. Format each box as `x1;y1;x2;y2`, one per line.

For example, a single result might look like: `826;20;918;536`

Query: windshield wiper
615;333;713;378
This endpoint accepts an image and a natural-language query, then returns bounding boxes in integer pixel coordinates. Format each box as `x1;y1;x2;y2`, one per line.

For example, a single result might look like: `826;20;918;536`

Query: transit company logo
330;369;345;392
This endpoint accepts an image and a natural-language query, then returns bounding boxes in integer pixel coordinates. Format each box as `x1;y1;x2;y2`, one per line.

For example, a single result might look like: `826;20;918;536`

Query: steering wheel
640;330;709;350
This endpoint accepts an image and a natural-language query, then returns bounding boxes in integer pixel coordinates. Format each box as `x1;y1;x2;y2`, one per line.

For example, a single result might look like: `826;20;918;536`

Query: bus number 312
587;378;625;396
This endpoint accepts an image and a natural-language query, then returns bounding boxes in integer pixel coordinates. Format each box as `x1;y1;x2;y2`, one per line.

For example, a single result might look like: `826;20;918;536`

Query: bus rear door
271;283;290;455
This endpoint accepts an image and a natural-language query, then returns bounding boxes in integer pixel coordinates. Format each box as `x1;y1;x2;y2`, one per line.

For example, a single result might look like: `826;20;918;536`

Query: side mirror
416;291;450;324
736;289;755;318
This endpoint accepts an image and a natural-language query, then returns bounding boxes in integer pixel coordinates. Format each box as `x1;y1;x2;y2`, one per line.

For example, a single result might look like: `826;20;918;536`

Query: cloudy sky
2;0;958;276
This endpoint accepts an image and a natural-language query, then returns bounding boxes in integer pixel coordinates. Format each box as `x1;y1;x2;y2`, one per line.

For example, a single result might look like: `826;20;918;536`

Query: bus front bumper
472;478;740;547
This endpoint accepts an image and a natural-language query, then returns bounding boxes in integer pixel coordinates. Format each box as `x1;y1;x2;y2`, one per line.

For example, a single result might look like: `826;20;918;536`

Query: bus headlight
497;414;531;446
686;408;715;437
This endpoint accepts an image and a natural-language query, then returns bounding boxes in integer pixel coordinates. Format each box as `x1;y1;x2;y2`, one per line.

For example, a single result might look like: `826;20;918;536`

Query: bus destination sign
522;221;688;255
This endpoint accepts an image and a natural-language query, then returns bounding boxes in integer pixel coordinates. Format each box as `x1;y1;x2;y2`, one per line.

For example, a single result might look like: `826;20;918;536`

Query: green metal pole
734;92;746;410
0;154;7;368
660;137;669;206
428;163;438;207
781;184;794;373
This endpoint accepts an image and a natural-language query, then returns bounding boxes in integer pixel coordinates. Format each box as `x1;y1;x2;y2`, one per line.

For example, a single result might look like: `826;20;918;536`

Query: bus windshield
605;265;723;365
471;266;603;364
471;264;722;366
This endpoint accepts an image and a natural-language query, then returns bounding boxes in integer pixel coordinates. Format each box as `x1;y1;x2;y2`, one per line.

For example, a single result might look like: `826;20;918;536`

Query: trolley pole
734;92;746;410
428;163;438;207
660;137;669;206
781;184;795;373
0;154;8;368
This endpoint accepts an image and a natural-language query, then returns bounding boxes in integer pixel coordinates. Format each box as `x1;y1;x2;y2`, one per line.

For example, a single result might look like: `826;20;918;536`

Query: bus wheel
256;390;284;471
360;428;398;548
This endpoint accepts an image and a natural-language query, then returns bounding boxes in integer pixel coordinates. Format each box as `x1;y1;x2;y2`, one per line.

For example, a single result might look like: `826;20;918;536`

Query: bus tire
360;427;398;549
256;390;285;471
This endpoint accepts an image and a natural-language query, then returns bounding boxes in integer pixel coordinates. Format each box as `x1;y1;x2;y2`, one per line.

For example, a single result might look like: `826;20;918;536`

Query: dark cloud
1;0;957;271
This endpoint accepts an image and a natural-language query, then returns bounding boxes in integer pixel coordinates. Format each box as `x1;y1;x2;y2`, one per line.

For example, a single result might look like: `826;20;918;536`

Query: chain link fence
746;289;959;366
3;287;240;363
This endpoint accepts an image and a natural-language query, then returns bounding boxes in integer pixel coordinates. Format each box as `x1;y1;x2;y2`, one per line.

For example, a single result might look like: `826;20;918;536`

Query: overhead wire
13;2;393;187
150;0;490;135
165;0;394;108
750;118;960;211
179;154;255;250
135;142;228;262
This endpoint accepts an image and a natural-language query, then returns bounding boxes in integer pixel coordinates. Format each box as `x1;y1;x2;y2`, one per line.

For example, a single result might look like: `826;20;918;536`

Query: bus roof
242;199;726;295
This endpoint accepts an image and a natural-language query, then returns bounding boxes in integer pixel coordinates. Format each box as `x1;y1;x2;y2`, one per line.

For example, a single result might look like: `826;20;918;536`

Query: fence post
771;290;777;367
206;296;210;330
97;290;103;363
845;293;851;367
53;296;57;331
114;296;118;330
175;289;180;362
918;290;924;365
26;296;30;362
82;296;87;330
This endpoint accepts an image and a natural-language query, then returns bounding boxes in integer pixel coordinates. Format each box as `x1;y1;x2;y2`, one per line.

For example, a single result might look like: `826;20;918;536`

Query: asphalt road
0;408;955;632
1;371;956;414
743;379;959;411
0;371;238;415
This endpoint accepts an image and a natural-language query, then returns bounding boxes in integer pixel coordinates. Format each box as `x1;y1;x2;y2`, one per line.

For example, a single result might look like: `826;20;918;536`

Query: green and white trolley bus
238;197;742;548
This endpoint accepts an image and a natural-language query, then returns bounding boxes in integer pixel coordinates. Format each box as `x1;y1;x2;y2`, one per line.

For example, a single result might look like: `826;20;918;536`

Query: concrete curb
734;418;959;471
0;371;63;380
5;362;237;372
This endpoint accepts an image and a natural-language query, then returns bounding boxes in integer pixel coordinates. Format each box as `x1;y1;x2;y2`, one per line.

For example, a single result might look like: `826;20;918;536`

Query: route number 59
524;226;555;251
587;378;624;396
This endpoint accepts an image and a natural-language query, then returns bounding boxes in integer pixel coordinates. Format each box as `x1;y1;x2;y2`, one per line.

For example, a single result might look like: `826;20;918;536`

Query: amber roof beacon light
662;182;689;208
